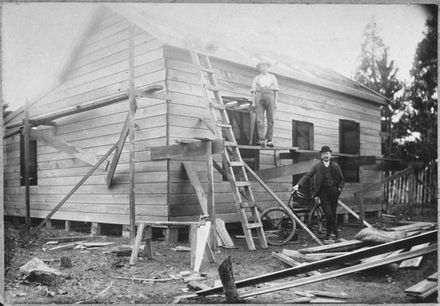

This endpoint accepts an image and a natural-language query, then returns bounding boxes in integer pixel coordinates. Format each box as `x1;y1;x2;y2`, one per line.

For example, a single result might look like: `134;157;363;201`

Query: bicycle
260;189;327;245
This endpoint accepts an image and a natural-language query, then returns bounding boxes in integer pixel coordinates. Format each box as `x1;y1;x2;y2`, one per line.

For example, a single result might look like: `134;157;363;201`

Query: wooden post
128;24;136;240
218;256;242;303
64;220;71;232
91;222;101;236
24;99;31;232
358;192;365;228
206;141;216;251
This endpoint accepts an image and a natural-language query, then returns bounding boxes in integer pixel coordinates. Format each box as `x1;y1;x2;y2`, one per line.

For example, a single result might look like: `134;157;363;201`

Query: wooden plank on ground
30;130;108;171
272;252;321;276
237;244;437;299
388;223;436;232
399;243;430;268
250;159;317;181
404;279;437;295
195;230;437;296
151;139;224;160
305;252;349;261
298;239;365;254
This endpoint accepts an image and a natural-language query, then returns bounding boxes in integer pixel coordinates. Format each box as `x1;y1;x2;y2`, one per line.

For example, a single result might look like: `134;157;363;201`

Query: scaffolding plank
151;139;224;160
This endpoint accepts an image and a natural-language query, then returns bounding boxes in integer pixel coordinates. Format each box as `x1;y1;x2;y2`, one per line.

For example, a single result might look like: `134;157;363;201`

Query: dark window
292;120;314;197
339;119;360;182
226;109;259;172
20;134;38;186
292;120;314;150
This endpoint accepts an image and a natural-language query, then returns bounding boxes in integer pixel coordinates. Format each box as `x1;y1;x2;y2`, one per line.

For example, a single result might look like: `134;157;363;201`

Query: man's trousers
318;185;340;237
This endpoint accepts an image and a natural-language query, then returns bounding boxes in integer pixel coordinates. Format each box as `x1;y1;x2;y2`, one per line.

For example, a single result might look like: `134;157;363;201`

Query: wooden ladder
188;48;267;250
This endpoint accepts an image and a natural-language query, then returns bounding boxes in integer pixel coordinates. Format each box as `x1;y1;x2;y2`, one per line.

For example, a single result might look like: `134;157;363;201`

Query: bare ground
4;214;438;304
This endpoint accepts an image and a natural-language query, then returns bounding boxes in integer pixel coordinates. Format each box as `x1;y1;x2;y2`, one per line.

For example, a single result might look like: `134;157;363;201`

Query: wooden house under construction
4;5;389;232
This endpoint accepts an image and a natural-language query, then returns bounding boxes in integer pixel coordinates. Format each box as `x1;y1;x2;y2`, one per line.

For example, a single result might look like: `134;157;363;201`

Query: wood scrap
310;297;346;303
172;246;191;252
43;236;107;242
47;243;76;251
304;252;348;261
187;281;211;291
405;278;437;299
307;290;348;299
281;249;315;262
114;276;175;282
298;239;365;253
388;222;436;232
427;272;437;281
215;218;236;248
171;294;198;304
284;296;313;303
20;258;62;276
193;221;211;272
272;252;320;276
79;242;115;248
399;243;430;268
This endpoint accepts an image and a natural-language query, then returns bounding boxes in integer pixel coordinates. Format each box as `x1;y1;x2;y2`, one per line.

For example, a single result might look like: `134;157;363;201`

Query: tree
354;18;403;158
393;12;437;163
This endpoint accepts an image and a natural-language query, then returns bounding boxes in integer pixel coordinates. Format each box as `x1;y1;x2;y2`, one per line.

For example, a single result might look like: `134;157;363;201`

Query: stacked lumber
404;272;438;300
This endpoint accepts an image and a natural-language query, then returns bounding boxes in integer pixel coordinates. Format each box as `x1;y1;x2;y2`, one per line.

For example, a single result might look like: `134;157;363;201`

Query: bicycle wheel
260;207;296;245
308;206;327;237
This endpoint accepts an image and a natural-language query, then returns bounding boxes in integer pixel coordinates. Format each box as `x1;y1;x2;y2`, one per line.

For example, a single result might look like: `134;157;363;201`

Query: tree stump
218;256;242;303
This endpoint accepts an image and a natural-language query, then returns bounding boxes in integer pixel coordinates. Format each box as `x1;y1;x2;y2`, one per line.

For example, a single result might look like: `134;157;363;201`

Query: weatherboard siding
4;10;170;224
164;45;382;222
4;96;169;224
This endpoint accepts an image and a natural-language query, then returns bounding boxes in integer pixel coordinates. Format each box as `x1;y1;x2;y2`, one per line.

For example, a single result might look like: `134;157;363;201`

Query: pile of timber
405;272;438;300
196;228;437;301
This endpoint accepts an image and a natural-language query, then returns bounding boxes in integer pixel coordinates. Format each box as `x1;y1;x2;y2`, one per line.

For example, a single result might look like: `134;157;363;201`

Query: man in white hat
251;61;279;147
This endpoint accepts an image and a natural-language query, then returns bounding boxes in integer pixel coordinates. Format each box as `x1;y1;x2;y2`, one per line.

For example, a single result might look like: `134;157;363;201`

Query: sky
2;2;432;110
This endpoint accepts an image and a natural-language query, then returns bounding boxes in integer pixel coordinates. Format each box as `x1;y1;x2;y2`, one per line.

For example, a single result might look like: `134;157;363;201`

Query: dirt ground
3;213;438;304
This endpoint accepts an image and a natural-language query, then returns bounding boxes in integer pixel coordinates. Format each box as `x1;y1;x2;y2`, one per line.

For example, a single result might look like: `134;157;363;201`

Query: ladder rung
246;223;263;229
205;84;219;92
240;201;255;208
199;66;214;73
229;161;245;167
217;123;232;128
224;141;238;147
209;102;226;110
235;181;251;187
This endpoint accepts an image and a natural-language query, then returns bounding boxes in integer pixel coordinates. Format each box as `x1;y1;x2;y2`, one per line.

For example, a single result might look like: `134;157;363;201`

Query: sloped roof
107;3;387;105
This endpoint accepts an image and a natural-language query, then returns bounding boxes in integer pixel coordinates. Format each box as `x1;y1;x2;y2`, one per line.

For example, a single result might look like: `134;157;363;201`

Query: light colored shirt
323;160;330;167
251;73;279;92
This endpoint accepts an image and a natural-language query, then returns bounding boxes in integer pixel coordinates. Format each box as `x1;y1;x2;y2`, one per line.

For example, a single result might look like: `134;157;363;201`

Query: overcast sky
2;3;432;110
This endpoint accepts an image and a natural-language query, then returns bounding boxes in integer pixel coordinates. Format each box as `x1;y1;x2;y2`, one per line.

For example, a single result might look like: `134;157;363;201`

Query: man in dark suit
292;146;345;241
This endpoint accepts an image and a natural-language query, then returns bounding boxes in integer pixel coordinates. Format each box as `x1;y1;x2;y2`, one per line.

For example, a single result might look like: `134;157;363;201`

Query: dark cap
320;145;332;153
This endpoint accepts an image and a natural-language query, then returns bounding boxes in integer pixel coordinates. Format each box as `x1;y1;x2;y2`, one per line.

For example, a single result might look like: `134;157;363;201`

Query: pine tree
354;19;403;158
394;12;437;162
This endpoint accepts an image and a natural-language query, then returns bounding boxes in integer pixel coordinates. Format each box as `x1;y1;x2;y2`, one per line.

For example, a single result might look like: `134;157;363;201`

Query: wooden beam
4;127;22;139
196;230;437;296
206;141;216;251
239;244;437;299
24;143;118;242
299;239;365;254
30;130;108;171
243;162;323;245
151;139;224;160
355;166;413;196
128;24;136;240
183;161;208;215
6;84;164;129
251;159;317;181
106;113;132;188
337;200;372;228
24;100;31;231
